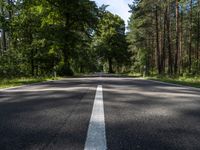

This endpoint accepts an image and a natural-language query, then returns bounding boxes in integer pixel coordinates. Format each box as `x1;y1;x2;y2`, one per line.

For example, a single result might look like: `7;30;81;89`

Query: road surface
0;76;200;150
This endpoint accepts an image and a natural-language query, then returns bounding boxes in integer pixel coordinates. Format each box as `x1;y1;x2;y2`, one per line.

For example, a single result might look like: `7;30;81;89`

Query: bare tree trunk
180;8;183;74
7;0;13;47
0;5;7;52
196;0;200;73
174;0;180;75
1;30;7;52
161;6;167;74
167;2;173;75
188;0;193;73
155;5;161;74
31;49;35;76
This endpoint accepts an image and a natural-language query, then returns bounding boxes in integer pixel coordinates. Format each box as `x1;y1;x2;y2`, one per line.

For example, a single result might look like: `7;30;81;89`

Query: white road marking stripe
84;85;107;150
1;87;89;92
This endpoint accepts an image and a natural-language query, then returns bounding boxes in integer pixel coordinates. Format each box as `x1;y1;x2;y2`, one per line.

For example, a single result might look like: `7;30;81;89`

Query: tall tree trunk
63;49;72;75
180;7;183;74
0;5;7;52
161;6;167;74
167;3;173;75
196;0;200;73
7;0;13;47
174;0;180;75
151;37;154;75
1;30;7;52
155;5;161;74
31;49;34;76
188;0;193;73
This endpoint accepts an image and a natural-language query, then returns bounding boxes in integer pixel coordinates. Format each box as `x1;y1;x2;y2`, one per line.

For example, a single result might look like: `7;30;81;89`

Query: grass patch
0;77;60;89
147;76;200;88
120;72;142;77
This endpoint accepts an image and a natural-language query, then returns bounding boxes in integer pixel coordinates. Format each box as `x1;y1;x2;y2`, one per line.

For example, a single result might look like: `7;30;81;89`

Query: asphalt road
0;76;200;150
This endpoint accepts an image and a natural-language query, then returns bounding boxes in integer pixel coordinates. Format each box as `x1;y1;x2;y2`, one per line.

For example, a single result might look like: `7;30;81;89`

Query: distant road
0;75;200;150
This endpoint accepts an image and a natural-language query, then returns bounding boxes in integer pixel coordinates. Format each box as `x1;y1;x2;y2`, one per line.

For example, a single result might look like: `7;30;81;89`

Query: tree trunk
188;0;193;73
180;8;183;74
0;5;7;52
196;0;200;73
161;6;167;74
108;57;113;73
63;50;73;75
31;49;34;76
166;3;173;75
155;5;161;74
174;0;180;75
1;30;7;52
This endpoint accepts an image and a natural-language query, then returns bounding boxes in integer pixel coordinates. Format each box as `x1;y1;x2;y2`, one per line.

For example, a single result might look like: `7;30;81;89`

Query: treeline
3;0;198;78
0;0;129;77
127;0;200;76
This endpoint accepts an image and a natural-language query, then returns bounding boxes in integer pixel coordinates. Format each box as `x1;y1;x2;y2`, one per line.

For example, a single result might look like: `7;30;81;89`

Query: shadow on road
103;78;200;150
0;80;96;150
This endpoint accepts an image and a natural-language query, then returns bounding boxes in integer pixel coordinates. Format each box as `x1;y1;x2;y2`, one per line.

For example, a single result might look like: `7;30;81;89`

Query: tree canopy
1;0;200;78
0;0;129;77
127;0;200;76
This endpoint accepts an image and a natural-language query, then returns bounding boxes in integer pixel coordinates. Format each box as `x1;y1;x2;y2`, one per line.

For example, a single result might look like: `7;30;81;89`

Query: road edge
146;78;200;91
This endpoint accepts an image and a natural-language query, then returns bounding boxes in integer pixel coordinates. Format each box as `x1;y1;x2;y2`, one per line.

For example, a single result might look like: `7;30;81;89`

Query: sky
94;0;133;27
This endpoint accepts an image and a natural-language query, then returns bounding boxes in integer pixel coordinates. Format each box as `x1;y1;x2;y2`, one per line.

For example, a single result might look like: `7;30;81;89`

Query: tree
1;0;100;77
174;0;180;74
0;0;8;52
44;0;99;75
94;11;129;73
128;0;200;76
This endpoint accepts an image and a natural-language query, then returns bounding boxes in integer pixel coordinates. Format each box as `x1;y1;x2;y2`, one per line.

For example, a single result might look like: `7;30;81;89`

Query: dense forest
0;0;129;77
128;0;200;76
0;0;200;78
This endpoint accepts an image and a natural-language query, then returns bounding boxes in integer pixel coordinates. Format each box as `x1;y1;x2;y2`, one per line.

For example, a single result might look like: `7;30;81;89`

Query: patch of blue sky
93;0;133;27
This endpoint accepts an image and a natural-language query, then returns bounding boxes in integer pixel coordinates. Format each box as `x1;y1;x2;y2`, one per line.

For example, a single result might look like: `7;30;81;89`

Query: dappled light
0;0;200;149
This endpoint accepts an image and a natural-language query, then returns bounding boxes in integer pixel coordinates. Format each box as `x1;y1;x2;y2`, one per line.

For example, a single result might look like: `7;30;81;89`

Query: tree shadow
103;79;200;150
0;80;96;150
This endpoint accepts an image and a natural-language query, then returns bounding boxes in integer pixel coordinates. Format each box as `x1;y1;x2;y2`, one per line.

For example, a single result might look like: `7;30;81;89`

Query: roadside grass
0;77;60;89
147;76;200;88
124;72;200;88
120;72;142;77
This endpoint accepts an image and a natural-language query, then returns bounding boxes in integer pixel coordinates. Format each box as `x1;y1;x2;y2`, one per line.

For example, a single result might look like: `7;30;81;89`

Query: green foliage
93;11;130;73
0;0;130;78
127;0;200;76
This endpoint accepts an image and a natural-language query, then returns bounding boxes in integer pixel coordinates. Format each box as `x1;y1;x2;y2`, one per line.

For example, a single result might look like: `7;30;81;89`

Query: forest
0;0;129;78
128;0;200;76
0;0;200;79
